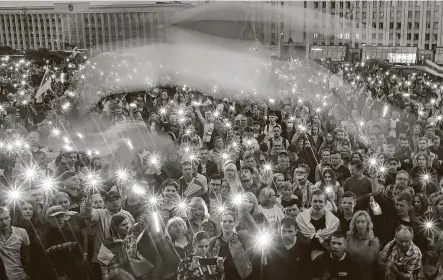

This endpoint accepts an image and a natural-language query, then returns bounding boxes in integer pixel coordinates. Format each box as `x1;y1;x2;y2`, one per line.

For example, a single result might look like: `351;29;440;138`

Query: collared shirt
0;226;30;280
379;240;422;280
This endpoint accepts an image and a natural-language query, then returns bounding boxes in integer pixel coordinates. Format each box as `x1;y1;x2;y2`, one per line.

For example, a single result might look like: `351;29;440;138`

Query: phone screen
198;258;217;266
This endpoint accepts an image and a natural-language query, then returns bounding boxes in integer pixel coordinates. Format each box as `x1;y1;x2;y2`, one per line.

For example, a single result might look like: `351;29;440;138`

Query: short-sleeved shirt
379;240;422;280
0;226;30;280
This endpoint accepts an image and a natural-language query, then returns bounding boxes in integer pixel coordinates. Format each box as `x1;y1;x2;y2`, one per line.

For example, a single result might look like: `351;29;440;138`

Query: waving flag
35;67;52;103
69;46;78;59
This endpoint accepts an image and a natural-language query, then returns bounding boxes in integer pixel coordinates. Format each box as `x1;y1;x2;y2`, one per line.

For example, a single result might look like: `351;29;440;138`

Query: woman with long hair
177;231;224;280
410;153;438;196
409;124;422;153
208;210;256;280
187;197;218;238
257;188;285;233
223;162;242;194
239;192;270;231
99;214;151;280
346;211;380;280
314;168;343;209
413;193;432;220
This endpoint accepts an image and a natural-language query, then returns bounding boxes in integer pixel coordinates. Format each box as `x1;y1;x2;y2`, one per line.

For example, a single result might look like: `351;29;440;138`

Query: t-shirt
0;226;30;280
343;176;372;199
262;207;278;231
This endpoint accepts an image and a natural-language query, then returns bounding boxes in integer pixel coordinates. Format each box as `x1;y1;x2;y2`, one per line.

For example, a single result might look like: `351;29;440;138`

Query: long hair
321;168;337;186
349;210;374;238
188;197;210;222
165;217;188;241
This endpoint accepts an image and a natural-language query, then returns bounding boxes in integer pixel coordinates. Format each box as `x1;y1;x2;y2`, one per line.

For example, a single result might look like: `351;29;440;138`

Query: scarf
296;208;339;243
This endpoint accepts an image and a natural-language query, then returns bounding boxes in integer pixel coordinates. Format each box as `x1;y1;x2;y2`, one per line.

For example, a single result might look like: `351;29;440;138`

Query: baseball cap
104;190;121;202
46;206;73;218
278;150;289;157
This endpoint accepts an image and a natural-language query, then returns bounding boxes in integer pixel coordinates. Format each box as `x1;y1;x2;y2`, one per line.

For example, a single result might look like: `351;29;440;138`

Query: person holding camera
177;231;224;280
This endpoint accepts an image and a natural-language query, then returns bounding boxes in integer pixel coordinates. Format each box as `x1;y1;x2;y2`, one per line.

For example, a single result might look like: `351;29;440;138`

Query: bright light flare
255;229;273;252
116;168;129;181
51;128;61;137
232;193;244;205
263;164;272;171
132;184;146;195
8;189;21;201
382;104;389;118
159;107;167;115
41;177;56;192
152;211;161;232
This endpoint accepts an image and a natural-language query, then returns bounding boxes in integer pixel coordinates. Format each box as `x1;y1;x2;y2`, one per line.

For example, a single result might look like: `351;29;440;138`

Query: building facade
0;2;193;55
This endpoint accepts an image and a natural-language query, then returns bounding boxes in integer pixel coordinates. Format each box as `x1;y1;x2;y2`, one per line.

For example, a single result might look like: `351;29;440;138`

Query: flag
35;67;52;103
329;70;343;89
422;59;443;78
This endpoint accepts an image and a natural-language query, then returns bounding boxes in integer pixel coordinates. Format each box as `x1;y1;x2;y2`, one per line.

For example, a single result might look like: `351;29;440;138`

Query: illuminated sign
362;46;417;64
309;46;347;61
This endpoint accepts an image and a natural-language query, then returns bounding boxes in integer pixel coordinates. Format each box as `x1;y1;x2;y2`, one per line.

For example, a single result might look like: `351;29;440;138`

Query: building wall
0;2;194;55
303;0;443;50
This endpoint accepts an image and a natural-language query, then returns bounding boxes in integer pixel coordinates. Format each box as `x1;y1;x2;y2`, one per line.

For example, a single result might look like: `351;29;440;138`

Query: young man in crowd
0;207;30;280
343;159;372;210
335;191;356;234
312;231;361;280
330;150;351;186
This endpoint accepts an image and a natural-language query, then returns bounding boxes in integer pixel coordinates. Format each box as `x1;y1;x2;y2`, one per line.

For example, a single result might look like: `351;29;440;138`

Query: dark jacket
265;238;307;280
312;252;361;280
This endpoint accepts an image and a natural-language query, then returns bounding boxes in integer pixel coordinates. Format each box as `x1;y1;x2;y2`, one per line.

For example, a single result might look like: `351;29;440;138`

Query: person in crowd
314;148;331;182
379;225;422;280
296;189;339;263
273;151;294;181
416;251;443;280
178;161;207;200
208;208;256;280
346;210;380;280
413;193;432;220
40;206;87;280
198;146;218;178
187;197;218;238
82;190;135;280
293;163;314;209
223;162;242;194
282;199;300;219
266;218;307;280
343;160;373;210
177;231;224;280
239;166;261;198
336;191;357;234
258;187;285;233
314;168;343;207
311;230;361;280
329;150;351;186
0;206;30;280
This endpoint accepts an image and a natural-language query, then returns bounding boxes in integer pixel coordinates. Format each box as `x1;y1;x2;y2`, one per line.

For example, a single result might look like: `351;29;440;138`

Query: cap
46;206;71;217
104;190;121;202
388;157;399;163
278;150;289;157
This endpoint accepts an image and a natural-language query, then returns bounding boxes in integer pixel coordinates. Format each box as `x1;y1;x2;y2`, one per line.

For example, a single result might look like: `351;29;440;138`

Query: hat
222;98;229;102
278;150;289;157
46;206;71;217
104;190;121;202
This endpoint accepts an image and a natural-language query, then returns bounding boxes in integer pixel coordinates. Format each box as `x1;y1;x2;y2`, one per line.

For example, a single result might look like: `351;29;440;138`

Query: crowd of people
1;48;443;280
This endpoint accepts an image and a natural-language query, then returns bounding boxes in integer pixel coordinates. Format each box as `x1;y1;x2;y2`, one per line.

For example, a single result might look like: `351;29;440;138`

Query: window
356;22;359;28
355;33;360;39
314;2;318;8
390;11;394;18
397;22;401;29
415;22;419;28
414;34;419;40
432;44;437;50
340;12;343;17
363;1;367;8
415;11;420;18
397;11;401;18
379;33;383;39
408;22;412;29
389;22;394;29
426;22;431;28
345;33;350;39
356;1;360;7
363;33;366;39
434;22;439;29
372;23;377;28
373;12;377;19
362;12;366;19
398;1;402;6
425;44;429;50
408;1;413;6
322;2;326;8
379;23;383;29
434;34;438;40
314;32;318;38
304;1;307;8
427;11;431;18
407;33;411;40
389;33;393;40
408;11;412;18
331;2;335;8
380;12;384;18
380;1;383;6
347;1;351;8
425;34;430;40
340;2;343;8
372;33;376;39
396;33;401;39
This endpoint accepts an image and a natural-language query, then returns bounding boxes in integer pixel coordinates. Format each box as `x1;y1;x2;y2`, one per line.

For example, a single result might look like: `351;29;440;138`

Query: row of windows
312;0;439;9
370;22;439;30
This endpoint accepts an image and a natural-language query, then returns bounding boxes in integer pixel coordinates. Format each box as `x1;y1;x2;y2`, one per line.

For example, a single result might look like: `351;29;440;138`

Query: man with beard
312;231;361;280
266;218;307;280
394;136;414;170
239;166;261;197
296;189;339;269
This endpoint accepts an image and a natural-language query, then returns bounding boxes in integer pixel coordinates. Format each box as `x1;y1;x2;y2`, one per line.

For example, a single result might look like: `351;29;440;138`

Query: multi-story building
0;1;194;55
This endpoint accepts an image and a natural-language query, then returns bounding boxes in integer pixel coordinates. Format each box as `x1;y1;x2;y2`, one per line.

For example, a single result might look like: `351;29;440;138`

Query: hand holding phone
198;258;218;266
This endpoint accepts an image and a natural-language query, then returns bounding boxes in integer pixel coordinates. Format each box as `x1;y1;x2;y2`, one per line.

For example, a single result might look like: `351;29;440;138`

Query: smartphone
198;258;217;266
